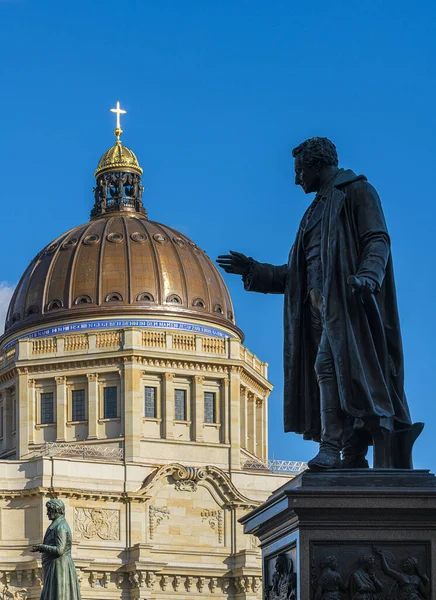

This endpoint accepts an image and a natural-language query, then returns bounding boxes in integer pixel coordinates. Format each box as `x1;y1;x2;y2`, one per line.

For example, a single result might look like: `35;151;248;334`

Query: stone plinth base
240;469;436;600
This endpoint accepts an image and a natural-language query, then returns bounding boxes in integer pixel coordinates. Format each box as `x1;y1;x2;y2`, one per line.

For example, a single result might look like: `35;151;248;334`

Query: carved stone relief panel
264;545;297;600
310;542;430;600
74;507;120;541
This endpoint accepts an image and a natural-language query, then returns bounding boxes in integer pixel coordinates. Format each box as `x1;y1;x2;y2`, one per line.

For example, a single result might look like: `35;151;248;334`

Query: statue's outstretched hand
31;545;41;553
216;251;251;276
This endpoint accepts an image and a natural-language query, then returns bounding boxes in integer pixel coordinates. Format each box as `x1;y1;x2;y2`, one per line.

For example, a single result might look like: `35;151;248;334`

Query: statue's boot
341;417;369;469
308;381;343;471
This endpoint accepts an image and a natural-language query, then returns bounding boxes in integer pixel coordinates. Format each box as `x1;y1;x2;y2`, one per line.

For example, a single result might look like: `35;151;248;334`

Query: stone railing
96;331;122;348
173;333;195;352
2;329;267;380
32;338;57;354
64;334;89;352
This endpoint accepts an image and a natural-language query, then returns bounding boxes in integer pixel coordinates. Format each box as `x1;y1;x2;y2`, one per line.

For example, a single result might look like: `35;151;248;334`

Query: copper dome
4;213;238;336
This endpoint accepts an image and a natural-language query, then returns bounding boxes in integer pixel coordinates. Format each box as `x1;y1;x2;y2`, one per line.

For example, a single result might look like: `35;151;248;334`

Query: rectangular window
174;389;186;421
144;386;157;418
103;386;118;419
204;392;216;423
0;406;3;437
71;389;86;421
41;392;54;424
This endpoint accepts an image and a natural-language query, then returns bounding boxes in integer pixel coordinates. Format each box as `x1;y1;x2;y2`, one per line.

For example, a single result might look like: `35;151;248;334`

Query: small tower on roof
92;101;146;219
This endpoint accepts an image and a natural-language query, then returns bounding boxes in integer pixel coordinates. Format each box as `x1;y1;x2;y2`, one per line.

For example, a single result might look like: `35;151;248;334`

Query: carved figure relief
148;505;170;539
74;507;119;541
265;553;297;600
310;543;430;600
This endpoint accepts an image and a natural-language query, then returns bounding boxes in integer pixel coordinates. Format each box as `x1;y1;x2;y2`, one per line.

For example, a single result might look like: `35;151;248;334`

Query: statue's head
320;555;338;570
274;554;289;576
361;554;376;570
402;556;418;574
46;498;65;521
292;137;338;194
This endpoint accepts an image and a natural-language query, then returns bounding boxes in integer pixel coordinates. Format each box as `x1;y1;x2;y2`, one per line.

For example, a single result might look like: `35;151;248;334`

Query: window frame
174;388;188;422
102;385;119;420
40;391;55;426
71;388;87;423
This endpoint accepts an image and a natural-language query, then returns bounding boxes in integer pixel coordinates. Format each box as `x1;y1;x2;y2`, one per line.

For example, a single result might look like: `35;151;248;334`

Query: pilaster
55;376;68;442
193;375;204;442
28;379;36;445
229;368;241;470
17;368;29;458
162;373;175;440
124;358;143;462
86;373;99;440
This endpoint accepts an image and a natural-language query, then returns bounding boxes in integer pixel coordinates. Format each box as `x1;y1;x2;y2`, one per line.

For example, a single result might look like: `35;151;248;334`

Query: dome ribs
1;214;242;340
122;217;133;304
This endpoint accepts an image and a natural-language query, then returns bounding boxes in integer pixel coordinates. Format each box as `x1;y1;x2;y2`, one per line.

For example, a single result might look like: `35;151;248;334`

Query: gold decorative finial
110;101;127;142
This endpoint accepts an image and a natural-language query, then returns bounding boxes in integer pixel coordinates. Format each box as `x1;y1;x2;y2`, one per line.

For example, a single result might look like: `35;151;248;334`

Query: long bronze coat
39;516;81;600
245;169;411;441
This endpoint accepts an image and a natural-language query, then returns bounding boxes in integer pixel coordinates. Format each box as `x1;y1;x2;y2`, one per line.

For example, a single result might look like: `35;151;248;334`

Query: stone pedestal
240;469;436;600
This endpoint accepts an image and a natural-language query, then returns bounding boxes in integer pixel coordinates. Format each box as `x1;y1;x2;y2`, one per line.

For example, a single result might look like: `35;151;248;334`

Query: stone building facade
0;110;299;599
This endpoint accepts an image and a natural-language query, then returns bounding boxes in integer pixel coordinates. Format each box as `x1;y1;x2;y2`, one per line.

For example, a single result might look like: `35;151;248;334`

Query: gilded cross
110;101;127;140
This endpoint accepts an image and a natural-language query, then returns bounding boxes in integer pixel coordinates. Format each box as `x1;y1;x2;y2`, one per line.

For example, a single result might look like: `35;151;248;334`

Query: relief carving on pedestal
310;542;430;600
264;552;297;600
74;507;120;541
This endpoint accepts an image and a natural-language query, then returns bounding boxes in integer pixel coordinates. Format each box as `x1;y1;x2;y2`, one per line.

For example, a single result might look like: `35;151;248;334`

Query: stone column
3;388;12;452
222;378;230;444
28;379;36;446
17;368;29;458
229;368;241;470
162;373;175;440
247;392;256;456
86;374;99;440
256;398;265;460
55;376;67;442
240;385;248;450
124;358;143;462
192;375;204;442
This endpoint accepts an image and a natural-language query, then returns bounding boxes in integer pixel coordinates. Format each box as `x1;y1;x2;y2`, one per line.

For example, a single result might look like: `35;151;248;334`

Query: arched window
166;294;182;304
46;299;63;311
137;292;154;302
193;298;206;309
105;293;123;302
213;304;223;315
26;306;39;316
74;295;93;305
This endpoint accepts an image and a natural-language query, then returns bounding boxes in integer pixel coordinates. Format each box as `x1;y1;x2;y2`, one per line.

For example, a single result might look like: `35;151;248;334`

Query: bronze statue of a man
217;137;421;470
31;498;81;600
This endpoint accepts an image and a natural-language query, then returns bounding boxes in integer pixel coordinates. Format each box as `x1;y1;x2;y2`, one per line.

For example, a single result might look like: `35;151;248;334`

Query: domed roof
95;140;143;179
4;212;238;336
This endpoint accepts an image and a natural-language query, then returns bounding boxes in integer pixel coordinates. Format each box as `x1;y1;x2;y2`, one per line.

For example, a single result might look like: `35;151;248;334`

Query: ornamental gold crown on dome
91;101;147;219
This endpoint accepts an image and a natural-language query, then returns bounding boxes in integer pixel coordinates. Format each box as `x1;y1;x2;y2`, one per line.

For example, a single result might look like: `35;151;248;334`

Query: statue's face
46;505;56;520
294;156;319;194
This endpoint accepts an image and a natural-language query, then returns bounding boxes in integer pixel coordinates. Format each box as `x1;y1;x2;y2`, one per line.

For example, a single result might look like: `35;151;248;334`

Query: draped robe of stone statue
32;499;81;600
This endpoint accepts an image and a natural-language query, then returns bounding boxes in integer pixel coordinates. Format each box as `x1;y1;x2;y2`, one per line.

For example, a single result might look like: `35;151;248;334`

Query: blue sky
0;0;435;469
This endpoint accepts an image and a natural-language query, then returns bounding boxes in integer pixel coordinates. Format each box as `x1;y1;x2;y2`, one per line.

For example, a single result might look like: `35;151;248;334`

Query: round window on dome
214;304;223;315
137;292;154;302
166;294;182;304
227;310;234;321
74;295;93;305
12;312;21;323
26;306;39;316
105;293;124;302
46;299;63;311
